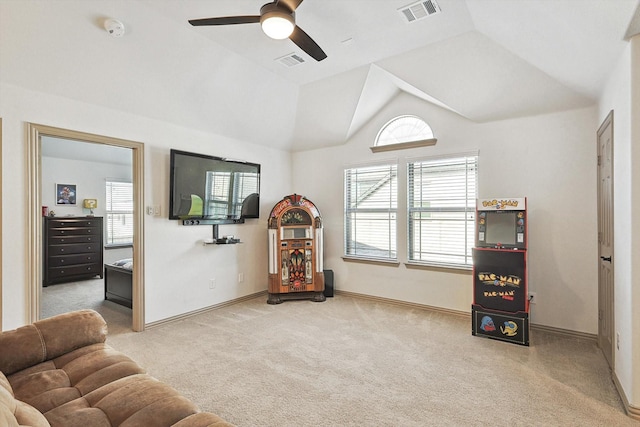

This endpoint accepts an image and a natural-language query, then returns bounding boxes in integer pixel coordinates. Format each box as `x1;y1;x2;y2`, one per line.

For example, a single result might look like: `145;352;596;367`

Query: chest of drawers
43;216;103;286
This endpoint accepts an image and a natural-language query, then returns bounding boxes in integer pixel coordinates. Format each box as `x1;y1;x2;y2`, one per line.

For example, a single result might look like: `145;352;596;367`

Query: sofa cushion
0;310;107;375
0;371;50;427
8;343;145;414
44;374;205;427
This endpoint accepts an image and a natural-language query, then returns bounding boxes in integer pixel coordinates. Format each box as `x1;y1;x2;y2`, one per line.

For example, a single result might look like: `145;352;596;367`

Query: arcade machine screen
485;211;517;246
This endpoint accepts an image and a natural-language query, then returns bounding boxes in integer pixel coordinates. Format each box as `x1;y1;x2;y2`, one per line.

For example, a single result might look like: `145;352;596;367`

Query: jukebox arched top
268;194;322;229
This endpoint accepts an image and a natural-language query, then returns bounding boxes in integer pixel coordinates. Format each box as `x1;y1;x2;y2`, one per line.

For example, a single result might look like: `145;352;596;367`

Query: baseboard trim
335;290;470;319
144;291;267;330
612;372;640;421
529;323;597;342
335;290;597;342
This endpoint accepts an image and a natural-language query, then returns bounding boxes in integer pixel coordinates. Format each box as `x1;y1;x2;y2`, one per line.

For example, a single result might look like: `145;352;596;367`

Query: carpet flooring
104;294;637;427
41;277;132;335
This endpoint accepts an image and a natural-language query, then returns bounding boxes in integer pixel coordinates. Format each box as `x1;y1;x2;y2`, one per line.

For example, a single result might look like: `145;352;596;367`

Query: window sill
342;256;400;267
105;244;133;249
370;138;437;153
404;262;472;274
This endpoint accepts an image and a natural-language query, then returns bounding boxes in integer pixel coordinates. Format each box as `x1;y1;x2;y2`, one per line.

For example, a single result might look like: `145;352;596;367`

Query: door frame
27;123;145;331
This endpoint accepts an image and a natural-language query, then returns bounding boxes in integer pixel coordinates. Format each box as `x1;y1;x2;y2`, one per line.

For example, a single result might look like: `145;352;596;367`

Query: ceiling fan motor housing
260;3;295;39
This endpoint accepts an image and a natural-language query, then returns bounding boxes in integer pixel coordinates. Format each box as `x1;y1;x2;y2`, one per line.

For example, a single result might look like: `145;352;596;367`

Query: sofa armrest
0;310;107;375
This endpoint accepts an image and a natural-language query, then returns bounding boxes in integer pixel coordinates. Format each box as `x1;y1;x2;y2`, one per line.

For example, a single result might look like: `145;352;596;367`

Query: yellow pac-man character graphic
501;320;518;336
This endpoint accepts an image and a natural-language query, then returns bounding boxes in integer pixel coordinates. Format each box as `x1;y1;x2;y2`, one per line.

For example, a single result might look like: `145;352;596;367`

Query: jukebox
267;194;325;304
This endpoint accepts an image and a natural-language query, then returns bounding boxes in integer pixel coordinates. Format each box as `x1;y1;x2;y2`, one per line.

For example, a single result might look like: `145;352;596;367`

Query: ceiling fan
188;0;327;62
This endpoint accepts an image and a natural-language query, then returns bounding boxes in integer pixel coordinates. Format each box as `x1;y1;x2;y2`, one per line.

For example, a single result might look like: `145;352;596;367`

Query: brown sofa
0;309;233;427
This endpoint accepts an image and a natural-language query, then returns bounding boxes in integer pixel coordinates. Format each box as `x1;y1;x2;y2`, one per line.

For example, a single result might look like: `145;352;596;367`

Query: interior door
597;111;614;368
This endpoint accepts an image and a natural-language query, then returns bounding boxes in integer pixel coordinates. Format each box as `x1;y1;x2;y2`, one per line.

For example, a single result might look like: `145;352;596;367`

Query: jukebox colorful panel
268;194;325;304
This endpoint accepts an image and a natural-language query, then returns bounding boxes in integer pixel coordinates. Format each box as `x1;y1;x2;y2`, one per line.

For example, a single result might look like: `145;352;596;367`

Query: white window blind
408;155;477;267
344;164;398;260
105;180;133;246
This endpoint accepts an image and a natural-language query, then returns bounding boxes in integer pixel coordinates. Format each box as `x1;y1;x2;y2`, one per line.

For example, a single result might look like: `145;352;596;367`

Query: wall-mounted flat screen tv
169;149;260;223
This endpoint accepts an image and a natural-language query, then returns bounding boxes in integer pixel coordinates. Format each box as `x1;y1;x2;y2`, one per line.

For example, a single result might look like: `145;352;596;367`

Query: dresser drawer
49;235;99;244
48;219;101;228
47;226;101;237
49;243;100;256
48;263;102;279
48;253;100;267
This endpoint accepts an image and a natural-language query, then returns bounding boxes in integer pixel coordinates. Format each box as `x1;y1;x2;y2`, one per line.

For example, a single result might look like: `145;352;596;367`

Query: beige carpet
106;295;637;427
41;278;132;335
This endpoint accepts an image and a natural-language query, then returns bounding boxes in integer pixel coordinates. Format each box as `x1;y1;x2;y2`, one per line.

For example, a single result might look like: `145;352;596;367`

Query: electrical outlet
146;206;154;215
528;292;536;304
617;332;620;350
209;278;216;289
238;273;244;283
153;205;161;216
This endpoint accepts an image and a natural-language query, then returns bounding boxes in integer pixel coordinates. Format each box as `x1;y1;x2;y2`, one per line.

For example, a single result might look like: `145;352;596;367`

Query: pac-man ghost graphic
501;320;518;336
480;316;496;332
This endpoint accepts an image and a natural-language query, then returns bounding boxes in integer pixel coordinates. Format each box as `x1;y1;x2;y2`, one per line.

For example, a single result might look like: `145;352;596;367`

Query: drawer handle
60;270;65;274
87;237;92;241
60;259;65;263
60;231;65;234
60;249;65;252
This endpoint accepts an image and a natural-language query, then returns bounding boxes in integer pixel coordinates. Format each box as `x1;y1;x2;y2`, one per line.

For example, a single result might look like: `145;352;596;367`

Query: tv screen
484;211;516;246
169;149;260;222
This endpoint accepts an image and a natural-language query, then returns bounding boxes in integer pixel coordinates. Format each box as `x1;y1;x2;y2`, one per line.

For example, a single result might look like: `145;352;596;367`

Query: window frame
406;153;478;270
371;115;437;153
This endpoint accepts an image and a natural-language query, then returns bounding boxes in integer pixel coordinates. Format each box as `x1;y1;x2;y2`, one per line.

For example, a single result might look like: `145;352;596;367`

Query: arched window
372;115;437;152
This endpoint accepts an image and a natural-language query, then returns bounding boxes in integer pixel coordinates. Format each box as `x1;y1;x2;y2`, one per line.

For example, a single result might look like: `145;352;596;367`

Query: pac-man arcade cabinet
472;198;530;346
267;194;325;304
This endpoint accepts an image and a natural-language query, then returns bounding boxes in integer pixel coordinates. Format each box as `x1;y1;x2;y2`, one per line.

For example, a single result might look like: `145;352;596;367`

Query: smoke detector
104;18;125;37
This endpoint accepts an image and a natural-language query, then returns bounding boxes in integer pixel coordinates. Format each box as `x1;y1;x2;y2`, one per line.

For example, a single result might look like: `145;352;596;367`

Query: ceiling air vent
399;0;442;23
276;53;306;68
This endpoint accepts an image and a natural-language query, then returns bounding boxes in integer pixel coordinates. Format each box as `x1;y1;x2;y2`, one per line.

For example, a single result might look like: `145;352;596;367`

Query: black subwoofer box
323;269;334;297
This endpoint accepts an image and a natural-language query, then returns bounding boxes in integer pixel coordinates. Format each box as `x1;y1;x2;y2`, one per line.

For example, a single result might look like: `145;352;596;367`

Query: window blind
344;163;398;260
407;155;477;267
105;180;133;245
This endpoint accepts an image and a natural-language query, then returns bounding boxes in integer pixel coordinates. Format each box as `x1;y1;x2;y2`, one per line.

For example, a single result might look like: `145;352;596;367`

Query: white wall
1;82;292;329
292;91;598;334
599;39;634;404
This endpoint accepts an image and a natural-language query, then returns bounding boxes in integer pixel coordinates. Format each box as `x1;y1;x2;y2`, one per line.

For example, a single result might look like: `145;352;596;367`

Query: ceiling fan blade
188;16;260;26
276;0;304;12
289;25;327;61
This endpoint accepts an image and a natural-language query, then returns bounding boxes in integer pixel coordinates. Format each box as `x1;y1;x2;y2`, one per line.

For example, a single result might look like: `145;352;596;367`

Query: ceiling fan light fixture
260;11;295;39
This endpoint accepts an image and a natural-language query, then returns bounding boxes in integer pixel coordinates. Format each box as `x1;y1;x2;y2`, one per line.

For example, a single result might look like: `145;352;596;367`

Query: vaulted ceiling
1;0;638;151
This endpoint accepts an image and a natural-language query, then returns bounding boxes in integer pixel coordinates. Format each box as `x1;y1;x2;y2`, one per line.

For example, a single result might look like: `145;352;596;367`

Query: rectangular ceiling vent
276;53;306;68
399;0;441;23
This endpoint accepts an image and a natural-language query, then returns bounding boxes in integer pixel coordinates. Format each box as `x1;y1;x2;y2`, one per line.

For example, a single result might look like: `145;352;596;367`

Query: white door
597;111;614;368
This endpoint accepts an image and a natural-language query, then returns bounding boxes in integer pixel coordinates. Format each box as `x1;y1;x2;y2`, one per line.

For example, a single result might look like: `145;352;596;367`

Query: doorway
597;110;614;368
27;123;145;331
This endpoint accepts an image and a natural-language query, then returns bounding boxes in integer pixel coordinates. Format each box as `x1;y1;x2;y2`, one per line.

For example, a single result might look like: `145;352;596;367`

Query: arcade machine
267;194;325;304
472;198;530;346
